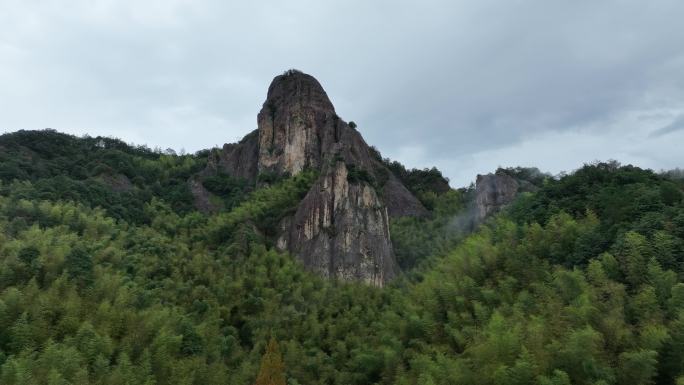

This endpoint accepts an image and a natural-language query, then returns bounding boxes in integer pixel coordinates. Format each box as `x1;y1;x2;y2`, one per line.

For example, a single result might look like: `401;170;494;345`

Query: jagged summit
194;70;428;285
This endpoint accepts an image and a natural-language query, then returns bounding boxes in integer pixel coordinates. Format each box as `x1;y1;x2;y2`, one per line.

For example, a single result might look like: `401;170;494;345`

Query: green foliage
257;171;287;185
346;163;375;185
495;166;550;187
65;246;94;289
202;173;251;209
370;146;451;200
384;161;451;199
209;170;318;243
2;131;684;384
0;130;208;223
391;189;468;270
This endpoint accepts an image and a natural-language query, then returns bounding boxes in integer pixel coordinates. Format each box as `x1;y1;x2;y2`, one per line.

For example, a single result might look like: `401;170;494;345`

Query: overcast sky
2;0;684;187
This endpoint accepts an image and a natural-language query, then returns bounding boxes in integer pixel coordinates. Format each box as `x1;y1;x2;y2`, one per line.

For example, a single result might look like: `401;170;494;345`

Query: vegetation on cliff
1;130;684;385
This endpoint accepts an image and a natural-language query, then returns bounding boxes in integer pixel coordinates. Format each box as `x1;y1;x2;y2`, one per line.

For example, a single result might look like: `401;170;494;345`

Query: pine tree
255;338;286;385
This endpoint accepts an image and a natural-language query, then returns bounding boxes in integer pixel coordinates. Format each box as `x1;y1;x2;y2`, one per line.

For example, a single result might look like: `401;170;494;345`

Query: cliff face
276;162;396;286
257;71;336;176
256;72;389;178
202;129;260;181
257;71;401;285
475;173;519;221
197;70;427;285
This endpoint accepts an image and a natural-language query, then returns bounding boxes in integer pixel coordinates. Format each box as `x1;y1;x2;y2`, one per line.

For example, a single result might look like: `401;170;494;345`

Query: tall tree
255;338;286;385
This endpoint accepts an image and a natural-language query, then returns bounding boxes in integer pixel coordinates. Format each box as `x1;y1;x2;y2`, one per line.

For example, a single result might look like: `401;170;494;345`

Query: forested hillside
1;130;684;385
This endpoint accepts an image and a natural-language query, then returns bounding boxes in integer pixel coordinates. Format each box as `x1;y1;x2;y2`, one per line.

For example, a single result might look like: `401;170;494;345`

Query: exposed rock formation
257;71;408;285
382;174;430;218
195;70;428;285
475;173;519;221
202;130;259;181
189;177;222;213
255;71;426;218
256;72;387;178
276;162;396;285
257;71;335;176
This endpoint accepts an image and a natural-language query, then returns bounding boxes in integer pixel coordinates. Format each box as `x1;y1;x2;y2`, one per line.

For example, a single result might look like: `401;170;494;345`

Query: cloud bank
1;0;683;186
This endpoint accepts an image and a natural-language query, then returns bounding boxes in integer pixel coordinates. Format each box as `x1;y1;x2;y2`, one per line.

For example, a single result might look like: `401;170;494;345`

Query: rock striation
196;70;427;285
276;162;396;285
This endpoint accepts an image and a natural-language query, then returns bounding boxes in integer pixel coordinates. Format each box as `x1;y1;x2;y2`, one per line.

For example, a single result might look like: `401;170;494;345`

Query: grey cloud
1;0;684;187
650;115;684;138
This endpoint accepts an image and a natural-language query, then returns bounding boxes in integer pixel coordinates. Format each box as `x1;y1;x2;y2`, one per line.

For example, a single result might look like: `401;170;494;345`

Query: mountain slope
1;154;684;384
0;129;207;222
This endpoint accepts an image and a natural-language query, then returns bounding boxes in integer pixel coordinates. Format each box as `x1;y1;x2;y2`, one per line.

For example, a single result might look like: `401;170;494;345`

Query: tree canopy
1;132;684;384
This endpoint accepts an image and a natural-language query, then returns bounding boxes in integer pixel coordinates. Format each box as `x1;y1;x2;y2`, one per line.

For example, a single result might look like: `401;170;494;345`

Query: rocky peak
257;70;338;176
263;70;335;114
194;70;429;285
475;173;519;221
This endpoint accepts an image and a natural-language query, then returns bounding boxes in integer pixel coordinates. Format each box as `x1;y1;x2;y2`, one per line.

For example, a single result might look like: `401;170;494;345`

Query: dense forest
1;130;684;385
